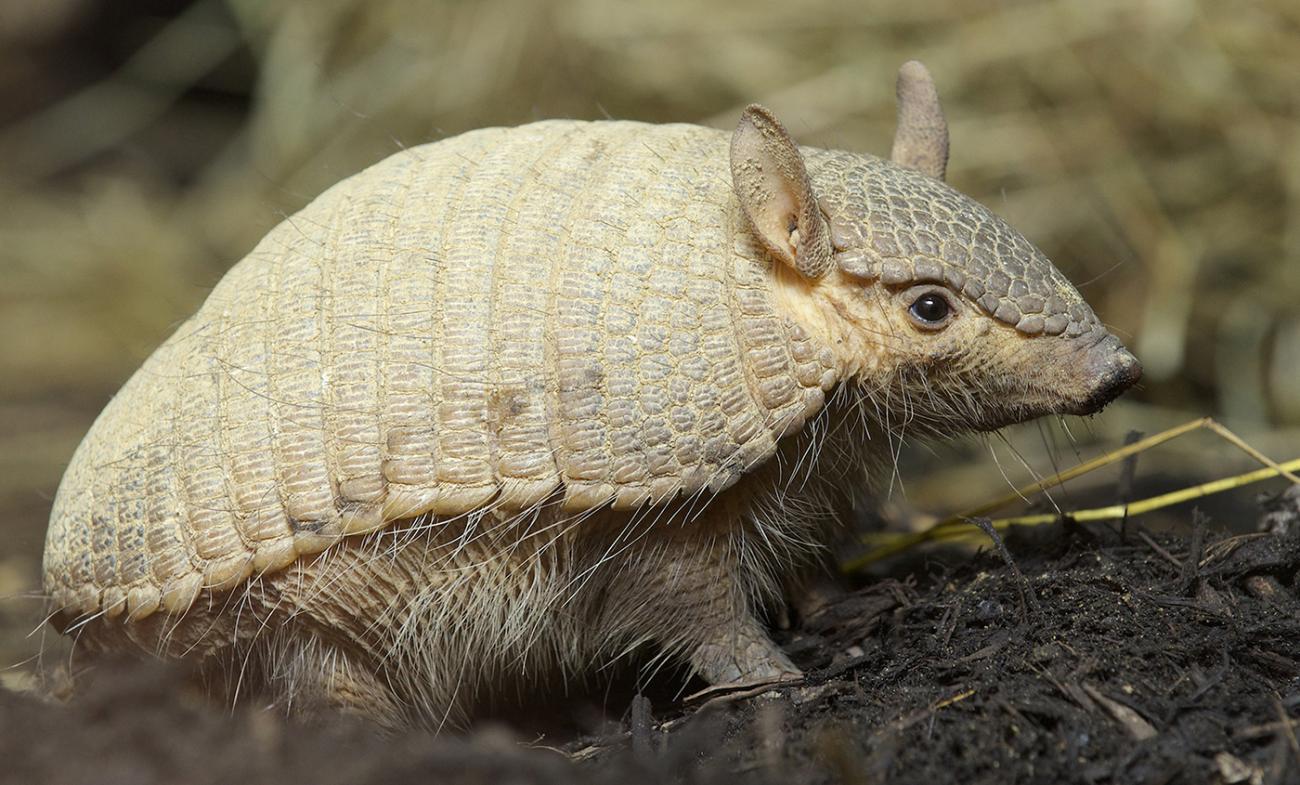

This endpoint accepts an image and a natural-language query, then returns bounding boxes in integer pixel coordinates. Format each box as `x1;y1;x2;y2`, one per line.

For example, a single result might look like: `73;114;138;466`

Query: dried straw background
1;0;1297;669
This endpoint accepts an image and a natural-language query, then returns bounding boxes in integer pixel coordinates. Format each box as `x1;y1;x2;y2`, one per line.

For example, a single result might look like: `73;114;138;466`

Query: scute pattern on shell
42;120;840;621
815;155;1102;338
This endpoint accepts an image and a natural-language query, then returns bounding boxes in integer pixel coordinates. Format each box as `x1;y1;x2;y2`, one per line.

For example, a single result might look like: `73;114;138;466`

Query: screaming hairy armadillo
43;61;1140;730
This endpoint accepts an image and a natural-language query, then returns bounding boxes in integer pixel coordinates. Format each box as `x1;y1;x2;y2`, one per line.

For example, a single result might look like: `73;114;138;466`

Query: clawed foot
690;622;801;687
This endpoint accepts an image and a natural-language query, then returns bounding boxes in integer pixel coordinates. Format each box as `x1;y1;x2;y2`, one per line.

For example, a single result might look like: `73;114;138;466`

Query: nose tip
1075;335;1141;414
1100;341;1142;390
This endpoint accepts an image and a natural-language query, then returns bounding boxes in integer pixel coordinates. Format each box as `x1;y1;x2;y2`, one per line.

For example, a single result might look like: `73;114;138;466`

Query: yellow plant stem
988;456;1300;528
850;456;1300;567
928;418;1211;534
844;417;1300;572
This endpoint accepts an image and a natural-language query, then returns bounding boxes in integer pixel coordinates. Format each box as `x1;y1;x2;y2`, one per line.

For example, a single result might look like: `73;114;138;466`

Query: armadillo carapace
44;62;1140;729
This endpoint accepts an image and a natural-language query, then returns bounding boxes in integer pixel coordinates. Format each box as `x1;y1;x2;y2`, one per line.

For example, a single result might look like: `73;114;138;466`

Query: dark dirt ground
3;512;1298;785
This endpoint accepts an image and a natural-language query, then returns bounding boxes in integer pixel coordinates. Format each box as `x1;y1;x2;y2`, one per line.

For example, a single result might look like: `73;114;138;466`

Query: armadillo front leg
689;613;800;684
670;548;801;685
599;519;801;687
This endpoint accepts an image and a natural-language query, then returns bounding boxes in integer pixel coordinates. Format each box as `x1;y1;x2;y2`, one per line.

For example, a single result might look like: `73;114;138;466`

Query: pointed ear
890;60;949;180
730;105;833;279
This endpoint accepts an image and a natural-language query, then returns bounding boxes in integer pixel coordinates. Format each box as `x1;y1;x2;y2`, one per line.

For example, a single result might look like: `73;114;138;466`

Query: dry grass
1;0;1298;666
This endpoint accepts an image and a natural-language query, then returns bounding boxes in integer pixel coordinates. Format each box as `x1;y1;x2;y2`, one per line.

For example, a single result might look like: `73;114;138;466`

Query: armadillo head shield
820;154;1139;430
744;61;1140;434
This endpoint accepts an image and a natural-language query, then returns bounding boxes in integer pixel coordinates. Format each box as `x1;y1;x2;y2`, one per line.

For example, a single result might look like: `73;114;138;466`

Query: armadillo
43;62;1140;730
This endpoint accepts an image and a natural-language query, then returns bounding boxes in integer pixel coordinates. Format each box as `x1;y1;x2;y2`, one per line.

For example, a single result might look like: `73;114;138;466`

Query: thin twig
1178;510;1207;595
968;517;1040;614
1137;531;1183;570
1118;429;1144;541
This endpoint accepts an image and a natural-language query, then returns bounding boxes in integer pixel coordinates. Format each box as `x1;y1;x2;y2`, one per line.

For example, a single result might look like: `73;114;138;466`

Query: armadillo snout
1068;334;1141;415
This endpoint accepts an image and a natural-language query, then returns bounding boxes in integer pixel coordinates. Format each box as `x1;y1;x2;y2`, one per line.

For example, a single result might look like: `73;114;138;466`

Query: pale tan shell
43;120;839;621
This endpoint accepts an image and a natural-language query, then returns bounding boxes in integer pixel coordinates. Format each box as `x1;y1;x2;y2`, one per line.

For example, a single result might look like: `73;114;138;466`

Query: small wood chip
1082;684;1156;741
1213;751;1260;784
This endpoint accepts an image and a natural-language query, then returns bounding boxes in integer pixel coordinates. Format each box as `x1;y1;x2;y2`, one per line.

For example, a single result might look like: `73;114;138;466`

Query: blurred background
1;0;1298;673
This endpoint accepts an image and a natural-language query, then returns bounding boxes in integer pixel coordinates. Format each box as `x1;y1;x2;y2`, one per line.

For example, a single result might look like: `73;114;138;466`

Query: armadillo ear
730;105;833;279
890;60;949;181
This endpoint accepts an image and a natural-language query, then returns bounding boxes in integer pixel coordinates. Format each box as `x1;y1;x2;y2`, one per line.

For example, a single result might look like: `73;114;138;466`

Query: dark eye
909;292;951;325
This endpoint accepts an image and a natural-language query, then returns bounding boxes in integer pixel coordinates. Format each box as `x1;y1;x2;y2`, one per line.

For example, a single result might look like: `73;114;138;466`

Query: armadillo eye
909;292;951;326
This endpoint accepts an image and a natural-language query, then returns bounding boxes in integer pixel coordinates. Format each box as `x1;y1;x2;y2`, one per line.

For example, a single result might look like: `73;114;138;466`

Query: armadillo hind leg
226;632;410;732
